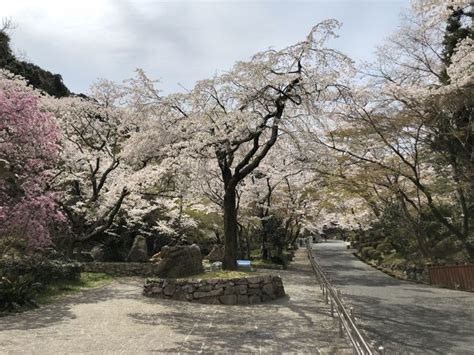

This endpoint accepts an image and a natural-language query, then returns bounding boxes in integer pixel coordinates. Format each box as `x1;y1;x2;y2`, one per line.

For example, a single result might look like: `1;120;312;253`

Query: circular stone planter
143;274;285;305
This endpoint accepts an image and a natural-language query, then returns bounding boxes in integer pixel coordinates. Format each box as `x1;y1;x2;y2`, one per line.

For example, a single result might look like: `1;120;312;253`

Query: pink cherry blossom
0;71;63;250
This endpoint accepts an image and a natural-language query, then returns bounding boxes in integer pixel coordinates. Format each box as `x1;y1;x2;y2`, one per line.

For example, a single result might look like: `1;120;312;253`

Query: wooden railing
428;264;474;291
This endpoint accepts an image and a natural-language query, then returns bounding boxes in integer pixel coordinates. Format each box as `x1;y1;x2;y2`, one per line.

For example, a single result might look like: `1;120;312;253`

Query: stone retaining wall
143;274;285;305
79;262;161;277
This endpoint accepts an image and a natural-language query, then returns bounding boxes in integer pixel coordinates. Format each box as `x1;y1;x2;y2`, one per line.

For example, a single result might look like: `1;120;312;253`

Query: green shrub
0;258;81;285
369;249;382;261
376;242;392;255
0;258;80;313
361;246;382;261
0;274;41;312
270;255;288;268
361;246;375;259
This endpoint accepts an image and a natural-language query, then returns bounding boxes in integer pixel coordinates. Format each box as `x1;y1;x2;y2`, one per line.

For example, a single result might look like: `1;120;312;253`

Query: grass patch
251;258;285;269
36;272;113;304
181;270;256;280
251;259;274;266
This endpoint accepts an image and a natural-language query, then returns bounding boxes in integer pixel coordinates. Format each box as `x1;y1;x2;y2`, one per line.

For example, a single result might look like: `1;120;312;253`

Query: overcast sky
3;0;410;95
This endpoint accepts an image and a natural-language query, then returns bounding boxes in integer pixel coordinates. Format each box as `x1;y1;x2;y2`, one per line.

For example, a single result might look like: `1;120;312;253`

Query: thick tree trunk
223;188;238;270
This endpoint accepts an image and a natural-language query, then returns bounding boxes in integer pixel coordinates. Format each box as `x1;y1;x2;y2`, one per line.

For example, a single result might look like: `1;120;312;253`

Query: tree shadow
0;251;352;353
128;296;345;353
311;242;474;354
348;293;474;354
0;277;145;331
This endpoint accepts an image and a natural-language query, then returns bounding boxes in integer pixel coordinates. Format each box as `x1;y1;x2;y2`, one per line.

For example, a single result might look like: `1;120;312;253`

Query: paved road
311;240;474;354
0;250;351;354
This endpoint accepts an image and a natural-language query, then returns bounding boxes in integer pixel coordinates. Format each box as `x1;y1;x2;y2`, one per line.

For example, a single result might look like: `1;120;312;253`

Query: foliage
1;0;472;269
0;71;64;249
308;1;474;262
0;273;41;312
0;257;81;285
118;20;353;269
47;94;132;254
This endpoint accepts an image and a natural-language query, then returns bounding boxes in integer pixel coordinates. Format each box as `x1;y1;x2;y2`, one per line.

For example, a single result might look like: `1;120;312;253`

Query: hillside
0;30;70;97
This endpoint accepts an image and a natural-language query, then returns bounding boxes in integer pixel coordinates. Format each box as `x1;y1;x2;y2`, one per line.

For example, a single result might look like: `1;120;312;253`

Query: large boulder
127;235;149;262
156;244;203;278
90;245;106;261
149;251;161;263
207;245;224;262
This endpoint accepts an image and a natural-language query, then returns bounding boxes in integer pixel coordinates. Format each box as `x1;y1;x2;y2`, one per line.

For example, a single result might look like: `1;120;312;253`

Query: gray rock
248;276;262;284
224;285;238;295
156;244;203;278
262;284;274;297
262;294;273;302
275;286;286;298
151;286;163;294
207;245;224;262
237;295;249;304
197;285;213;292
181;284;195;293
235;278;249;285
249;295;261;304
248;288;262;296
127;235;149;262
194;288;224;299
172;292;187;301
219;294;238;305
163;284;176;296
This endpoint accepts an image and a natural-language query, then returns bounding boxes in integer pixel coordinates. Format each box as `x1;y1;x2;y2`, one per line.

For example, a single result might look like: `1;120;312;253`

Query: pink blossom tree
0;71;63;252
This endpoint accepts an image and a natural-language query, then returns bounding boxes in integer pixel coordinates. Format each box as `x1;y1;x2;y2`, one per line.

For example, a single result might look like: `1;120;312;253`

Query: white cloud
4;0;410;94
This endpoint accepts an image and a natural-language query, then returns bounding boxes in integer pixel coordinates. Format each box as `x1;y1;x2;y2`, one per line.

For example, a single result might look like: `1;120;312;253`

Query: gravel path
0;250;351;354
311;240;474;354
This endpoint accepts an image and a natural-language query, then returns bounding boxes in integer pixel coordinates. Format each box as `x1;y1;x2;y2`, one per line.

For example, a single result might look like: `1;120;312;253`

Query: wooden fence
428;264;474;291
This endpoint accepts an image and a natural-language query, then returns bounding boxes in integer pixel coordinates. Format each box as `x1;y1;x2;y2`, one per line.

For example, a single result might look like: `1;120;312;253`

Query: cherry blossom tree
46;91;131;255
0;70;63;252
124;20;353;269
311;1;474;259
167;21;352;269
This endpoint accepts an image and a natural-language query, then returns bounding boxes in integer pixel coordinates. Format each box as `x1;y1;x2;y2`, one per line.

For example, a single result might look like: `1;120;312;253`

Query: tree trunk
245;233;251;260
260;217;270;260
237;222;245;259
223;188;238;270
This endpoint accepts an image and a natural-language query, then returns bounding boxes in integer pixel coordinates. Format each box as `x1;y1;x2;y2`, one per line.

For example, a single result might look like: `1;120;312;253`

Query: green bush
369;249;382;261
0;258;81;285
270;255;288;268
361;246;382;261
361;246;375;259
376;242;392;255
0;258;81;313
0;274;41;312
